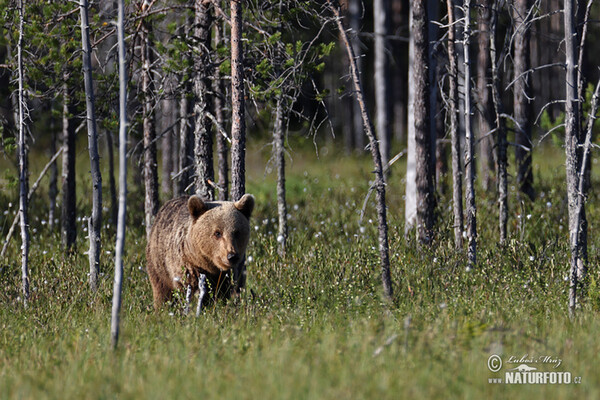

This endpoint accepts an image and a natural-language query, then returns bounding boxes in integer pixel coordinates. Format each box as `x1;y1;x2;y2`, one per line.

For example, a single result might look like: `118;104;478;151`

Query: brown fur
146;194;254;310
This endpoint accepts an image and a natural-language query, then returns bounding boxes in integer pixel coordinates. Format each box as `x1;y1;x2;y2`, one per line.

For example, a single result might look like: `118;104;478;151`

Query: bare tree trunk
329;0;393;299
447;0;463;249
490;0;508;244
112;0;128;350
177;91;194;195
428;0;439;186
214;22;229;201
413;0;435;244
17;0;29;305
405;4;417;234
161;98;174;198
348;0;364;150
49;123;58;231
230;0;247;291
194;0;214;201
564;0;583;314
513;0;534;201
463;0;477;267
141;11;159;236
477;0;494;192
273;96;287;256
106;130;118;226
374;0;392;167
61;76;77;252
80;0;103;292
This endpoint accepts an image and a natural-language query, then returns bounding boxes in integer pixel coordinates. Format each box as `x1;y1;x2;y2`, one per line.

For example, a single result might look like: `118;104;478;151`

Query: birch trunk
230;0;247;291
463;0;477;267
17;0;29;304
374;0;391;167
329;0;393;299
112;0;128;350
477;0;494;192
446;0;463;249
80;0;103;292
274;96;287;256
194;0;214;200
61;76;77;252
405;5;417;234
214;22;229;201
141;11;159;236
177;91;194;195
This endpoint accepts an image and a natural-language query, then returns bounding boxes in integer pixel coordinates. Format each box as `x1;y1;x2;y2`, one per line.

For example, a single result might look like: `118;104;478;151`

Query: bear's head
186;194;255;274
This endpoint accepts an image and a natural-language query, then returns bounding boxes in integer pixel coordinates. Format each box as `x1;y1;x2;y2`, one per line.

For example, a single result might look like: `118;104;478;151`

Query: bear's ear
234;194;255;219
188;196;208;219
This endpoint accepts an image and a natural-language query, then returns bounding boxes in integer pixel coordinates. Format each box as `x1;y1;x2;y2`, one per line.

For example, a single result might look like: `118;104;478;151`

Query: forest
1;0;600;398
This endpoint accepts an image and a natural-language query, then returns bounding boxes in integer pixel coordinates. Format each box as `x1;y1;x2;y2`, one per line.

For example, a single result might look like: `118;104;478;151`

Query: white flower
359;226;366;234
529;256;534;261
546;202;552;208
277;235;284;244
247;255;254;263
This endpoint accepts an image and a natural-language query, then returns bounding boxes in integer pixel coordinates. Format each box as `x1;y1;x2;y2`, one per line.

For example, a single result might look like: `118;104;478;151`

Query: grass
1;140;599;399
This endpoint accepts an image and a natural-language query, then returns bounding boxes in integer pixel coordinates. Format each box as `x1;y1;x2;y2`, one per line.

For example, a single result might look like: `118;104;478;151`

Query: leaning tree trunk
141;10;159;237
490;0;508;244
230;0;247;291
413;0;435;244
17;0;29;305
477;0;494;192
564;0;584;314
446;0;463;249
80;0;103;292
463;0;476;267
374;0;392;167
193;0;214;201
112;0;128;350
513;0;534;201
329;0;393;299
61;75;77;252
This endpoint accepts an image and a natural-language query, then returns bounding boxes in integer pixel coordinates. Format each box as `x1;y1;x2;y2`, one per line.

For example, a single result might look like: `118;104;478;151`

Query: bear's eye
214;231;222;239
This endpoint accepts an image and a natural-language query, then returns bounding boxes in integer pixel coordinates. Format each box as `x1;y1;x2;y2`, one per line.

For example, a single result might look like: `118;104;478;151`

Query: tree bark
348;0;364;151
447;0;463;249
405;5;417;234
17;0;29;304
477;0;495;192
329;0;393;299
490;0;508;244
274;96;287;256
61;76;77;252
214;23;229;201
463;0;477;267
194;0;214;201
413;0;435;244
177;91;195;195
141;10;159;237
112;0;128;350
161;98;174;198
230;0;247;291
80;0;103;292
513;0;534;201
374;0;392;167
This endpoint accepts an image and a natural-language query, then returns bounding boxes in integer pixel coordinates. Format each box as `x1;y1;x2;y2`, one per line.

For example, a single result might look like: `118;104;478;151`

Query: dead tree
17;0;29;304
329;0;393;299
273;95;287;256
374;0;392;167
446;0;463;249
80;0;103;292
112;0;128;350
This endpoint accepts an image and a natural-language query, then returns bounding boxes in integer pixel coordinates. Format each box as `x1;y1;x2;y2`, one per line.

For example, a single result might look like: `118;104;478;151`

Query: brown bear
146;194;255;310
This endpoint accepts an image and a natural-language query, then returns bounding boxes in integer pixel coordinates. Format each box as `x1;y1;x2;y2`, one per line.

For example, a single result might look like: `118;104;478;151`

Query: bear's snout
227;252;240;264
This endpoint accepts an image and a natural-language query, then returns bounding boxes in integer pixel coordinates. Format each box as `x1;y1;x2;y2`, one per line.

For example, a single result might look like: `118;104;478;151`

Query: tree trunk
490;0;508;244
428;0;439;186
214;23;229;201
49;122;58;231
446;0;463;249
194;0;214;201
463;0;477;267
477;0;495;192
161;98;174;198
329;0;393;299
348;0;364;150
374;0;392;167
80;0;103;292
177;91;195;195
61;76;77;252
141;11;159;236
513;0;534;201
17;0;29;304
230;0;247;291
274;96;287;256
405;5;417;234
106;130;118;226
413;0;435;244
564;0;584;314
112;0;128;350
